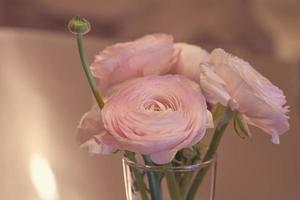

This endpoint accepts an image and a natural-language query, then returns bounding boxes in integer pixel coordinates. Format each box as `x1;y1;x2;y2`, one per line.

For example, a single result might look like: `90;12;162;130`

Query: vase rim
122;154;217;172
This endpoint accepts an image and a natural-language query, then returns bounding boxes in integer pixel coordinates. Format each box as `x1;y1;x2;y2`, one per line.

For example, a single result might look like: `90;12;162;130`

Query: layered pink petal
201;48;289;143
77;105;118;154
200;63;235;107
90;34;176;96
172;43;209;82
101;75;211;163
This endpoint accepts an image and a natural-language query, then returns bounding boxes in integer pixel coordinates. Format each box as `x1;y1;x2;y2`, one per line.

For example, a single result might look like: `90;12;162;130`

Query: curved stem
186;107;234;200
76;34;105;109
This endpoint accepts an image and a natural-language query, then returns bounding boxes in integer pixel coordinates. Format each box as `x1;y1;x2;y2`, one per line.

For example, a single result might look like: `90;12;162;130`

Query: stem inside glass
122;154;217;200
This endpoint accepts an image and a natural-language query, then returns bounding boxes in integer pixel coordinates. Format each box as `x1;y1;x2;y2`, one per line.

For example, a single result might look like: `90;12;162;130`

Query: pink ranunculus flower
90;34;178;96
199;48;289;144
100;75;212;164
78;75;213;164
78;34;213;163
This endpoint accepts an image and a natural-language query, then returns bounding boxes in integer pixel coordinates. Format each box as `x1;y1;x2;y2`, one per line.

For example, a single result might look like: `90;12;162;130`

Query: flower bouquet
68;16;289;200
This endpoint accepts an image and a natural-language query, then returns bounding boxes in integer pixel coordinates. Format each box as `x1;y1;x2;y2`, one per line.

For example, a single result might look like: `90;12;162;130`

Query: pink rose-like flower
77;34;213;163
79;75;212;164
77;33;213;163
90;34;209;97
200;48;289;143
90;34;177;96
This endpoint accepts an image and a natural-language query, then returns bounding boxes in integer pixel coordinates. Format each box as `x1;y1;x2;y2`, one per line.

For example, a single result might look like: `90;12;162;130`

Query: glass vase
122;155;217;200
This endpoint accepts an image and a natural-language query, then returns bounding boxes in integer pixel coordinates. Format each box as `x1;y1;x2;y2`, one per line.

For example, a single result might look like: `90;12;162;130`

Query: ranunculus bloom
78;34;212;164
78;75;212;164
102;75;211;164
199;48;289;144
90;34;177;96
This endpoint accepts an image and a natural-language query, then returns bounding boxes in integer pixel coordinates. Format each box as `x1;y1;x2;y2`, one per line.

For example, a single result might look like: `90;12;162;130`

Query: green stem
125;151;149;200
180;172;193;198
142;155;162;200
186;108;234;200
76;34;105;109
164;163;183;200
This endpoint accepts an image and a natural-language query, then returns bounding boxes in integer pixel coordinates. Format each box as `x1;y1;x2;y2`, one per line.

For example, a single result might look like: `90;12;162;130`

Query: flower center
143;99;172;112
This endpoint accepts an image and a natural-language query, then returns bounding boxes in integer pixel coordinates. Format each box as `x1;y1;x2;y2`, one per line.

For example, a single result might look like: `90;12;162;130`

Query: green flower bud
182;148;197;160
68;16;91;35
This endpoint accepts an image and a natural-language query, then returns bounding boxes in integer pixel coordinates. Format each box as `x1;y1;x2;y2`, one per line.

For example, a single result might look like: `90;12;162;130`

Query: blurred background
0;0;299;199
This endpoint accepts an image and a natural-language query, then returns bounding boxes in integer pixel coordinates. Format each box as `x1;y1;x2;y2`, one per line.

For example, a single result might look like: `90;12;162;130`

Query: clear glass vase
122;155;217;200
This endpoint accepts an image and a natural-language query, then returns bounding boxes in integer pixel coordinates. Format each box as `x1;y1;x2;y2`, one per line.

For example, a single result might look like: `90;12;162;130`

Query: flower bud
68;16;91;35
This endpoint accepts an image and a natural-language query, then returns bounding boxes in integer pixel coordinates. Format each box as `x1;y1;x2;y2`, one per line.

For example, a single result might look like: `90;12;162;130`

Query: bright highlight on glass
30;154;58;200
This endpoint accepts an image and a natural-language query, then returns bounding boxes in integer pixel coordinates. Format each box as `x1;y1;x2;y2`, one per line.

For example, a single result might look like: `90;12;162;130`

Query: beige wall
0;0;299;199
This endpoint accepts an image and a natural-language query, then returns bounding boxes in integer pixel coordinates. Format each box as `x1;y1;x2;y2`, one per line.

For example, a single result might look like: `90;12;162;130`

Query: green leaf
233;112;252;139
